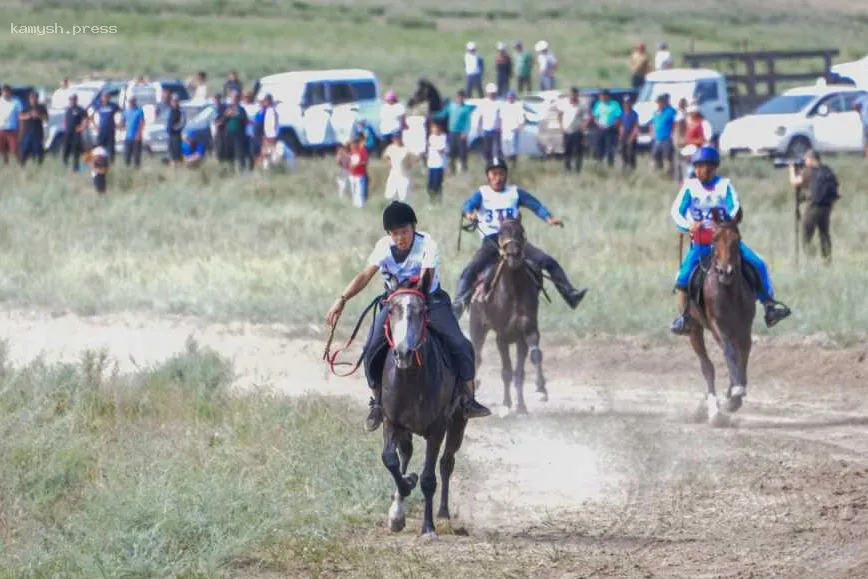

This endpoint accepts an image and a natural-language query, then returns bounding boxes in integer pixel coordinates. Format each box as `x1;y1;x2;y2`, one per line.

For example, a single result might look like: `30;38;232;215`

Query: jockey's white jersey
477;185;521;237
367;231;440;293
671;176;742;232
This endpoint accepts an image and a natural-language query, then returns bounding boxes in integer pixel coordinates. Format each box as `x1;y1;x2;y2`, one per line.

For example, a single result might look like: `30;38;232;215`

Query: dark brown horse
468;219;547;414
687;210;756;426
379;287;467;537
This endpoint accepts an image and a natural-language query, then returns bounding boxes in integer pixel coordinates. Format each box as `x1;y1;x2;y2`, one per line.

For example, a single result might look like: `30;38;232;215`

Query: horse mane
499;218;525;240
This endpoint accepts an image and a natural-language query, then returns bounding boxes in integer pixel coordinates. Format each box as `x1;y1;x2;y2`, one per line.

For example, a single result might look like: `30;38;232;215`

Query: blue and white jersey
671;176;741;234
462;184;553;237
367;230;440;293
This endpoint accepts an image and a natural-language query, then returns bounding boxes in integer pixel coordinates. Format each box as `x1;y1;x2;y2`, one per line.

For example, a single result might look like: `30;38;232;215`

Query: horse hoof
389;517;406;533
537;391;549;403
420;530;439;541
726;396;744;413
405;473;419;489
437;509;451;520
516;404;529;415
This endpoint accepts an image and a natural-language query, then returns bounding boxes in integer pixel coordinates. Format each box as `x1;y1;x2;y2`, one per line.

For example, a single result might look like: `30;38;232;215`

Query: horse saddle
688;253;761;310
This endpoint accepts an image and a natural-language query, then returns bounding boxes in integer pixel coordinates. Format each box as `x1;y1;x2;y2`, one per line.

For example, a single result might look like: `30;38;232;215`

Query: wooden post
766;58;776;96
745;55;757;101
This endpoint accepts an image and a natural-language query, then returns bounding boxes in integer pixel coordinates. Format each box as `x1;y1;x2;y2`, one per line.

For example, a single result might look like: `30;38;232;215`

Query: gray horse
380;287;468;536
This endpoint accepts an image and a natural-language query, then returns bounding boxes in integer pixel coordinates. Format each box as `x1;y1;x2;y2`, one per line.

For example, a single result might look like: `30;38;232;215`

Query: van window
303;82;327;107
841;91;866;111
350;80;377;101
328;82;356;105
815;94;845;114
694;80;719;104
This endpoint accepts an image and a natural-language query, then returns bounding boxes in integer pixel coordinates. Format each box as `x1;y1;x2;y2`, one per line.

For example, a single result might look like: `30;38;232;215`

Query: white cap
496;41;506;50
535;40;549;52
485;83;497;94
91;146;108;157
466;41;476;51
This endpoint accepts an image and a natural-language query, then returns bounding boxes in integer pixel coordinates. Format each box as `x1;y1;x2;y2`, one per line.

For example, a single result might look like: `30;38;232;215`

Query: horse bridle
383;288;429;366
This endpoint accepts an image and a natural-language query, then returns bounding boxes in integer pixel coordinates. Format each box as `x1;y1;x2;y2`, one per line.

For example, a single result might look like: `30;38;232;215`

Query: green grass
0;155;865;343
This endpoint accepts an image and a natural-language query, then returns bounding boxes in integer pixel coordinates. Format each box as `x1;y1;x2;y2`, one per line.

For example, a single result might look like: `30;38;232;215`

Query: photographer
789;150;839;263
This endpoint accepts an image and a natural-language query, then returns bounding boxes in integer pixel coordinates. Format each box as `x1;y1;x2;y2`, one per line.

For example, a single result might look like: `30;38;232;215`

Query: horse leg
495;334;513;409
527;330;547;402
383;423;418;532
437;415;468;520
688;326;719;424
726;332;751;413
388;431;414;532
469;314;488;394
420;423;447;537
514;336;529;415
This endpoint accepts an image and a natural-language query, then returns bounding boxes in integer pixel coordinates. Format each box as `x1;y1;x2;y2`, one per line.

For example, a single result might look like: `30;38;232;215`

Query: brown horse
468;219;547;414
687;210;756;426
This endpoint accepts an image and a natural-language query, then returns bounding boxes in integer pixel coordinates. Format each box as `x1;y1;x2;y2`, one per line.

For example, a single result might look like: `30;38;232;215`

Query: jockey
451;157;588;318
670;146;792;335
325;201;491;433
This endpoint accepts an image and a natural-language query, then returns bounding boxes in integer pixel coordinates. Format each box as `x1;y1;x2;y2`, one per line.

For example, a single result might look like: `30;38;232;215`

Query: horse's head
407;79;441;111
385;288;428;369
712;216;742;286
498;219;527;270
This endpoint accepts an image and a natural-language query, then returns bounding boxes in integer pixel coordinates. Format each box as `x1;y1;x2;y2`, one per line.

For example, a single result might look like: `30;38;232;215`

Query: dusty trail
2;308;867;578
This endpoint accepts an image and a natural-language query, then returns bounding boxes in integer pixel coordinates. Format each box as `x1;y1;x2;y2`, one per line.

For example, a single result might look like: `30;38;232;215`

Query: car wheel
786;136;811;158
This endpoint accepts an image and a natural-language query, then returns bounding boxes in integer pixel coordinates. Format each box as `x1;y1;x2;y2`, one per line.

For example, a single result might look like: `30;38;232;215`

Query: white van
634;68;730;147
254;69;381;153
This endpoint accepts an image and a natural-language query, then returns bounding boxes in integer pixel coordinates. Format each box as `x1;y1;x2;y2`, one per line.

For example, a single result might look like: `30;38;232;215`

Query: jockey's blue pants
675;241;775;302
363;288;475;389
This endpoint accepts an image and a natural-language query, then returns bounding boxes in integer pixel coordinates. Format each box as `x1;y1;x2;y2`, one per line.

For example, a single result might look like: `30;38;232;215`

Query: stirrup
670;313;691;336
365;397;383;432
764;301;791;328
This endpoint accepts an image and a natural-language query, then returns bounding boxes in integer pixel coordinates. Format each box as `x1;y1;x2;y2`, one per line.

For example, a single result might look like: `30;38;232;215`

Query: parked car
254;69;381;154
634;68;730;148
134;100;209;155
718;84;866;158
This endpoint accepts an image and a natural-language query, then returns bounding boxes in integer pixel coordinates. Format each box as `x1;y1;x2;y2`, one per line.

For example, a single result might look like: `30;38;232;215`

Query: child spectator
348;134;369;208
426;123;447;201
335;142;350;199
382;133;414;202
84;146;110;194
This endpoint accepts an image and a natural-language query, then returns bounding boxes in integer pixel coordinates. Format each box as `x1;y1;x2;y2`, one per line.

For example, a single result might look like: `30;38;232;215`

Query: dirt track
3;309;868;578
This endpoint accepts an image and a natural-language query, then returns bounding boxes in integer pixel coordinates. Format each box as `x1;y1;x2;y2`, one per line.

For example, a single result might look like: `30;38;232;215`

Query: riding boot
762;300;791;328
365;387;383;432
547;265;587;309
671;289;691;335
460;379;491;419
452;274;473;319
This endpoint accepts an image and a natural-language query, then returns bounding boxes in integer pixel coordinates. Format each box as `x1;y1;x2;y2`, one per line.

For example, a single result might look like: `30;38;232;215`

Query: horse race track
4;308;867;578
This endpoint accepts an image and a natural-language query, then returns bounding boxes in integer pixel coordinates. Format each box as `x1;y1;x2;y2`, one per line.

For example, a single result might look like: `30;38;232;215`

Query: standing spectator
500;90;526;165
62;94;87;172
618;95;639;170
243;91;258;170
514;41;534;94
0;85;22;165
678;102;713;180
591;90;622;167
630;42;651;89
335;143;351;198
120;96;145;169
166;94;186;168
433;89;473;174
222;91;248;172
495;42;512;97
855;93;868;159
535;41;558;90
348;134;369;208
477;83;503;163
223;71;242;98
352;118;378;154
156;88;172;120
464;42;484;98
258;93;279;165
187;71;208;101
92;91;120;163
655;41;673;70
382;133;415;202
647;93;677;176
426;122;447;201
790;150;839;263
210;93;227;163
19;91;47;167
557;87;588;173
379;89;406;150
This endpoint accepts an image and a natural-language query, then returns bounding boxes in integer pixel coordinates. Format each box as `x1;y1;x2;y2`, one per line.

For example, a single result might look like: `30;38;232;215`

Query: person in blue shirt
647;93;677;176
120;96;145;169
180;131;206;167
92;91;120;163
432;90;475;174
452;157;588;317
618;95;640;170
351;119;377;155
590;89;622;167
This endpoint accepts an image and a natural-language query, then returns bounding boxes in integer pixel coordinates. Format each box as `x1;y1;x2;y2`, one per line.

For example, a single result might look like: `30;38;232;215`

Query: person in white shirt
557;87;588;172
477;83;502;163
535;40;558;90
655;41;673;70
464;41;484;98
383;133;415;202
186;71;208;101
426;123;448;200
379;89;406;149
258;93;279;164
500;90;526;164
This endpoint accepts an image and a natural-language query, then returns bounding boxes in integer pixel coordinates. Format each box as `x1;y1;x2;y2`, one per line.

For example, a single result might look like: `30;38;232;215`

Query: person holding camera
789;150;839;263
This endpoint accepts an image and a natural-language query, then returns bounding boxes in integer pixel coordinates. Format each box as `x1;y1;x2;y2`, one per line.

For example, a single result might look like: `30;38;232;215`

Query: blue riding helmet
691;145;720;166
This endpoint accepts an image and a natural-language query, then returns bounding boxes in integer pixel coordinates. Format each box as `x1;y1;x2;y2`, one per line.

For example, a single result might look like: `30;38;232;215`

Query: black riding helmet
382;200;417;231
485;157;508;175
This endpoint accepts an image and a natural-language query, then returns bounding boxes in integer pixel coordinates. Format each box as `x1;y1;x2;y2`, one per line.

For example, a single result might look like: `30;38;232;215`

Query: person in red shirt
348;134;369;208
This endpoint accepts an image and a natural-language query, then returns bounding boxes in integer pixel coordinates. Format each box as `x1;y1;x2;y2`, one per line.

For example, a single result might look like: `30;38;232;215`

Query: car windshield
753;95;814;115
51;87;98;109
189;105;216;126
637;80;696;105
